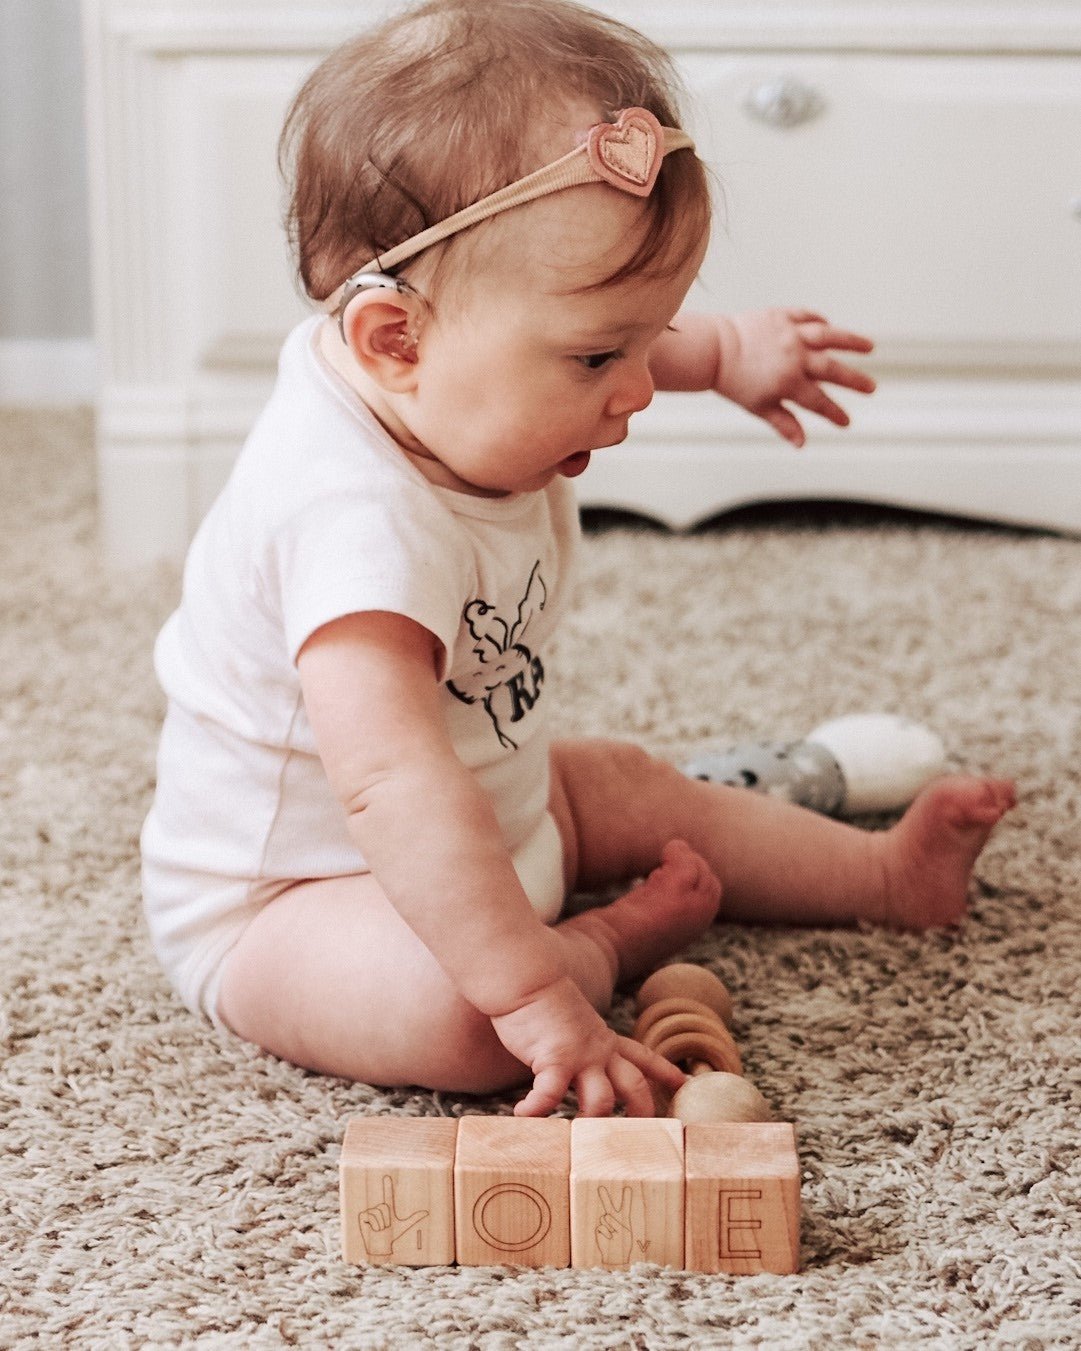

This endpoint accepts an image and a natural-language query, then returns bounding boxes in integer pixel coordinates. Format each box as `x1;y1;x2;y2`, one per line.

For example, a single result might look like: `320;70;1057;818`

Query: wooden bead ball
636;964;733;1027
667;1072;773;1125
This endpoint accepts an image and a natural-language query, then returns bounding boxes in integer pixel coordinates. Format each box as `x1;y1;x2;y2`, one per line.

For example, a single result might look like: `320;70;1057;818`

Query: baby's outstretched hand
490;976;686;1117
716;308;876;447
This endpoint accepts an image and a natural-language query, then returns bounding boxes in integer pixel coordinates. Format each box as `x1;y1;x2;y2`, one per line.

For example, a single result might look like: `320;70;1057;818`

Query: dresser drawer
140;49;1081;381
681;53;1081;367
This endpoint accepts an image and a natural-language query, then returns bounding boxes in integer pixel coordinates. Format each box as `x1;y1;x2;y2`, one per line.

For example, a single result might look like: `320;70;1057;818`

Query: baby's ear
341;293;421;391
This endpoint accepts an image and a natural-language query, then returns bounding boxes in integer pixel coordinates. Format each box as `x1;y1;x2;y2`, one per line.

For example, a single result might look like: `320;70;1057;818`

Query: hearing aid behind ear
336;271;408;341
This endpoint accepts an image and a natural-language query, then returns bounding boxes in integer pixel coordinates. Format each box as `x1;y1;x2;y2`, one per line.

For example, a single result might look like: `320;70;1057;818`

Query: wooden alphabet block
684;1122;800;1275
340;1117;458;1266
454;1116;571;1268
570;1118;685;1270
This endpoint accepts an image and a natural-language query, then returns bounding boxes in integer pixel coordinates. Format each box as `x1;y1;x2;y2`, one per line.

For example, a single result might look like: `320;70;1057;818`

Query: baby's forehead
494;186;655;289
469;212;699;346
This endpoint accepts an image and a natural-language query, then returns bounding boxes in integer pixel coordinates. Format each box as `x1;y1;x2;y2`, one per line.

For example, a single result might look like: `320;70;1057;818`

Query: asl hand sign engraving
358;1174;428;1259
595;1185;635;1266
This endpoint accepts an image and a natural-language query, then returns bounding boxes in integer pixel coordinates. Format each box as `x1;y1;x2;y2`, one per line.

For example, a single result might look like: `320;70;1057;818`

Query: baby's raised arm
648;308;876;446
296;611;681;1116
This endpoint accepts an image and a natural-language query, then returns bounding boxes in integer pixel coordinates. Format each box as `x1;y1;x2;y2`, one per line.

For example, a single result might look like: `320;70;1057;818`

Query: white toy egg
807;713;947;815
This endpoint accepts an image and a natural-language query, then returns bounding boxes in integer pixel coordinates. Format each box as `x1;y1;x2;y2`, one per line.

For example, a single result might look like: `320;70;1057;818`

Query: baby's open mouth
559;451;592;477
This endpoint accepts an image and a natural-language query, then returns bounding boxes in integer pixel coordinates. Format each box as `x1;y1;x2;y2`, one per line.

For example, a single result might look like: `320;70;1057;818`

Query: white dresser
83;0;1081;565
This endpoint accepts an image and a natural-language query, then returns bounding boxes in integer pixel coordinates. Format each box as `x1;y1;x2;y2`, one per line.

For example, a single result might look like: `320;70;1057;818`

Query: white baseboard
0;339;98;405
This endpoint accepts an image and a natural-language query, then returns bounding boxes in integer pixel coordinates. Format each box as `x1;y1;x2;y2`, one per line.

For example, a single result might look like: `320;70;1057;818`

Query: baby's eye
575;350;622;371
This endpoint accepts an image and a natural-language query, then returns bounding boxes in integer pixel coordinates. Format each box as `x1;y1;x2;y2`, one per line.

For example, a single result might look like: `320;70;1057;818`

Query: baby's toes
657;840;722;911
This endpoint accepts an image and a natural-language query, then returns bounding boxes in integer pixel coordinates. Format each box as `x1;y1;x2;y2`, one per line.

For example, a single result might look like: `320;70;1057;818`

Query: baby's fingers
763;405;807;448
514;1066;571;1118
575;1065;617;1118
808;353;877;395
795;383;851;428
606;1054;656;1118
618;1036;687;1097
801;319;875;355
578;1049;673;1118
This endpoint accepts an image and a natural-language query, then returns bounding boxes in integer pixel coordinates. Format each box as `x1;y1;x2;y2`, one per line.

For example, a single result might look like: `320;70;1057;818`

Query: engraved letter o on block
454;1117;571;1268
472;1184;553;1253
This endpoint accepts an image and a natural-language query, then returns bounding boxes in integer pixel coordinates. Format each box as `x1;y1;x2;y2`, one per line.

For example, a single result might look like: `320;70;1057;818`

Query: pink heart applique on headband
587;108;664;197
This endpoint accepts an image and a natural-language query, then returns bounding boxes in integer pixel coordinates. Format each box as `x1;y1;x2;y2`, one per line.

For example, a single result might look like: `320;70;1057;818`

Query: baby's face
397;186;707;497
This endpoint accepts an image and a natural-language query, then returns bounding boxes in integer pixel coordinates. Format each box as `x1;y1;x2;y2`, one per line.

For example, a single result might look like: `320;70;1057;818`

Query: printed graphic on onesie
448;561;547;750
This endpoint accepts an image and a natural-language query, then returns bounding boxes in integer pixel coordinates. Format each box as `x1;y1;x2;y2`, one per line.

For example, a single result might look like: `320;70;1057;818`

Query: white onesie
141;316;580;1022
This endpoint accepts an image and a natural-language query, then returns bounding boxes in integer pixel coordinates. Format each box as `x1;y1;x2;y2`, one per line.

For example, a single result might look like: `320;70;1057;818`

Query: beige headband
325;107;695;323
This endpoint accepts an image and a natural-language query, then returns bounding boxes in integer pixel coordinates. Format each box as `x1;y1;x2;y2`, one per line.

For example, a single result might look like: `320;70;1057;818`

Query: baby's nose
606;361;654;418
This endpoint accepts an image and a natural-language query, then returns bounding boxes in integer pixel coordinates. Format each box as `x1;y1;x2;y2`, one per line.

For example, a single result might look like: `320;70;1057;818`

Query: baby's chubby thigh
215;869;529;1093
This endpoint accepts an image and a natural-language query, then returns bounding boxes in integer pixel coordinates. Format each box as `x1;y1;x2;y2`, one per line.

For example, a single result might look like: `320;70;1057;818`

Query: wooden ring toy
640;1011;729;1052
635;963;733;1027
632;997;722;1043
649;1029;742;1077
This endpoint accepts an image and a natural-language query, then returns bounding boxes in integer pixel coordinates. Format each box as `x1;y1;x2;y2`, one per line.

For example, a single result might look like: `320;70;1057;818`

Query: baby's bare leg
215;842;719;1090
550;738;1015;929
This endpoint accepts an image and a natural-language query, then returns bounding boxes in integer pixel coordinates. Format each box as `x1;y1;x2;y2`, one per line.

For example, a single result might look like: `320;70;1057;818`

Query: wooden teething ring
639;1012;728;1051
632;997;723;1043
635;964;733;1028
650;1029;742;1078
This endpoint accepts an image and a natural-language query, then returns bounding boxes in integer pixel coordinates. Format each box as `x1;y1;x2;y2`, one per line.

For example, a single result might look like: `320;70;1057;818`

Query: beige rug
1;409;1077;1348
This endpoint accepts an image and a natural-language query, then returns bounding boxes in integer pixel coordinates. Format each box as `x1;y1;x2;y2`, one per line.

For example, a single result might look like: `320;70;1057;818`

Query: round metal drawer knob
745;76;825;129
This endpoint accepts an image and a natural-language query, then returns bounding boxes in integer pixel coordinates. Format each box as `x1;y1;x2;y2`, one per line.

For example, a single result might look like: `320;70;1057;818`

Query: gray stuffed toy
682;713;948;817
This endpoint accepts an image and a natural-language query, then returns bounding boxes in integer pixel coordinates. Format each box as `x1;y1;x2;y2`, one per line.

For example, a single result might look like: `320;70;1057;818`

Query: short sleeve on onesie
271;480;469;677
145;316;580;886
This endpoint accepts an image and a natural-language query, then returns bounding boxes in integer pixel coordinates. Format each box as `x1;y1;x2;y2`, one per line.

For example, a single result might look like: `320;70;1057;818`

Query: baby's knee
601;740;657;779
555;736;658;782
554;737;683;805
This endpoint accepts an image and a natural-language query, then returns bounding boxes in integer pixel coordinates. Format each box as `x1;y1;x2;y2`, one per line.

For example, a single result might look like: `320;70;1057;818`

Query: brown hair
280;0;711;302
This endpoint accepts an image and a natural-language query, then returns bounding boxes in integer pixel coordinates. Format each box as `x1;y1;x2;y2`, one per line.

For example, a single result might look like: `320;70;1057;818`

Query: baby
141;0;1015;1117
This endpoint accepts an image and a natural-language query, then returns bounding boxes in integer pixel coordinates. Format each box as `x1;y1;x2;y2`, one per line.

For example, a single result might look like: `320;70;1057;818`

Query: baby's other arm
648;309;876;447
296;611;682;1116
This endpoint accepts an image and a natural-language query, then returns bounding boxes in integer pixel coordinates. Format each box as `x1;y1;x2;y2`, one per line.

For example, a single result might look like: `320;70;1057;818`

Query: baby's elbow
336;767;395;824
336;755;457;827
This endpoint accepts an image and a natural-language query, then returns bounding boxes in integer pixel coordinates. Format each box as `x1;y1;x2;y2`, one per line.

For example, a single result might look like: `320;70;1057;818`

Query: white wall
0;0;94;400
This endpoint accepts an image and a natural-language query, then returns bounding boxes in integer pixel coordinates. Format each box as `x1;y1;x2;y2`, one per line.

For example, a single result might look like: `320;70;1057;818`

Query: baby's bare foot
881;775;1016;929
562;840;722;989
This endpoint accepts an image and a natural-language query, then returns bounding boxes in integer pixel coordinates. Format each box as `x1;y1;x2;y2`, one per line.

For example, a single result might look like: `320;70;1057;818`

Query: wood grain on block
684;1122;800;1275
570;1118;685;1270
454;1116;571;1268
339;1117;458;1266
